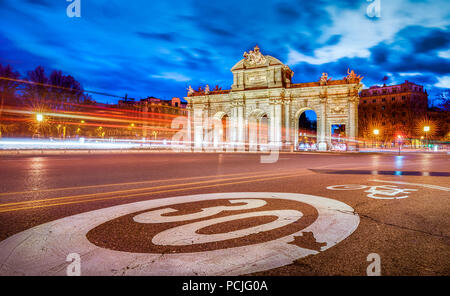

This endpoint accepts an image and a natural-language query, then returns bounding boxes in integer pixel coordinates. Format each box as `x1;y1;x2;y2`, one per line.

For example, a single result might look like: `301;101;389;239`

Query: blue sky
0;0;449;104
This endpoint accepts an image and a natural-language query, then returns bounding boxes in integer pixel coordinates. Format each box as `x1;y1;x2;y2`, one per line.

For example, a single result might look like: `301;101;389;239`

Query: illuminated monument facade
185;46;363;151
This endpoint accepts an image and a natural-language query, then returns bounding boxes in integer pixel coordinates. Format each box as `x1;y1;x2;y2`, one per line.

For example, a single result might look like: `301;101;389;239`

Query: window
363;100;367;103
381;106;385;110
175;102;179;107
402;96;406;100
402;112;406;116
392;97;395;101
382;98;386;102
372;99;376;103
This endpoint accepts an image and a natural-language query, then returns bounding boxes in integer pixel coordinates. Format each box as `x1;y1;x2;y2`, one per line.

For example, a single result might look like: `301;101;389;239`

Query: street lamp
397;135;403;155
424;126;430;149
152;130;158;140
34;113;44;138
373;129;379;149
36;113;43;122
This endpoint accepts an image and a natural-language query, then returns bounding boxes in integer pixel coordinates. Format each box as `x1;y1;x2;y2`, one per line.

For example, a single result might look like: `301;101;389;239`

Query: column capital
269;97;285;105
231;99;245;107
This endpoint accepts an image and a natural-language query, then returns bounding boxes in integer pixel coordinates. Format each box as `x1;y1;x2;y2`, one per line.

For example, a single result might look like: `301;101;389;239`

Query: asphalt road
0;151;448;276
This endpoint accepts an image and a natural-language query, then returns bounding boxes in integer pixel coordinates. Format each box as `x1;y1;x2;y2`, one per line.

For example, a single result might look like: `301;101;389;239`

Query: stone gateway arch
185;46;363;151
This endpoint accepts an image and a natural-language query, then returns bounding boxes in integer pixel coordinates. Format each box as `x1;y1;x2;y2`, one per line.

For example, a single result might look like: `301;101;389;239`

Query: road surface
0;152;448;276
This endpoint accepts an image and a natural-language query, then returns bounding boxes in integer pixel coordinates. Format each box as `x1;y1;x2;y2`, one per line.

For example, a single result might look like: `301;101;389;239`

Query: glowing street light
36;113;44;122
372;129;379;148
424;125;430;149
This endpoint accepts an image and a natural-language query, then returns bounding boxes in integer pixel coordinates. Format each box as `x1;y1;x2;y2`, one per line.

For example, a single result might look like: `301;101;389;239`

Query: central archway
213;111;229;149
294;108;318;151
248;110;269;151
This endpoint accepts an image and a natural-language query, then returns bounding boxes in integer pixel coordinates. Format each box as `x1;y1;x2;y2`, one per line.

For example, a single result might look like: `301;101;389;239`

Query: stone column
229;102;238;150
186;104;193;150
318;98;327;151
274;101;282;146
284;99;291;147
213;115;221;149
347;97;358;151
248;116;257;152
193;107;204;151
237;102;245;149
269;102;275;144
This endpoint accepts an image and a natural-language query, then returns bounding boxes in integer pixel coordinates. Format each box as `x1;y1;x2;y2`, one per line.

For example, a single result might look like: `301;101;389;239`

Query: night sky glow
0;0;449;104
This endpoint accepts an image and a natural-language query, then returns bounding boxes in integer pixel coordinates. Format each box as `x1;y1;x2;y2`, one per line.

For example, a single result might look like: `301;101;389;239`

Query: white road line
371;180;450;192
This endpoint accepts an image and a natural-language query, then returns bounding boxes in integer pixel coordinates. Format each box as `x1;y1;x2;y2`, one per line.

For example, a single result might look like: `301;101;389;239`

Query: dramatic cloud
0;0;448;103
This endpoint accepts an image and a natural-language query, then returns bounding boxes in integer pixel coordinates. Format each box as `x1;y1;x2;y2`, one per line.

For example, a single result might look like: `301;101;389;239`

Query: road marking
326;184;418;199
371;180;450;192
0;171;311;213
0;192;359;276
0;169;292;197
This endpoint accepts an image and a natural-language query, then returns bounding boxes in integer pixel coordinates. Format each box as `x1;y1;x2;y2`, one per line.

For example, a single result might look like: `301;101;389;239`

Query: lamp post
397;135;402;155
424;126;430;150
35;113;44;138
373;129;379;149
152;130;158;141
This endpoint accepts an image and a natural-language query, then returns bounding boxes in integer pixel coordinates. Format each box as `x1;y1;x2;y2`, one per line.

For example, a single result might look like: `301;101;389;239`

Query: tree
0;64;20;138
48;70;84;110
23;66;49;107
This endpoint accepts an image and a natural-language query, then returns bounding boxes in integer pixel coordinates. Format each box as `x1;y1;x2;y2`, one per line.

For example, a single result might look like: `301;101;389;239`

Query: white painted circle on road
0;192;359;276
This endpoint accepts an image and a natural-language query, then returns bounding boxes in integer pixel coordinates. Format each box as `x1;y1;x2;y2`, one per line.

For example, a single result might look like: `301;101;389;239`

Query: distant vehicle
298;143;317;151
331;143;347;151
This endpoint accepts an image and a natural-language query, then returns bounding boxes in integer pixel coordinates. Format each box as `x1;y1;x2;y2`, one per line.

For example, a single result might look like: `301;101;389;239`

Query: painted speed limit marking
0;192;359;276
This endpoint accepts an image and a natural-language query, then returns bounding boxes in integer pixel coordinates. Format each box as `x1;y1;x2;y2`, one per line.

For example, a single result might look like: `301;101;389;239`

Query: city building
114;96;188;139
358;80;428;146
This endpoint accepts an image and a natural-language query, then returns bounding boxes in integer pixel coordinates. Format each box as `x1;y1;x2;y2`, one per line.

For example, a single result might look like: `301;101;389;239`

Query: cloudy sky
0;0;449;104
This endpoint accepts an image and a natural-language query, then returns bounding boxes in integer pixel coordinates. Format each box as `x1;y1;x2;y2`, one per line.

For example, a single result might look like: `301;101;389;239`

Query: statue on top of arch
243;45;267;66
345;69;364;83
187;85;194;96
319;72;332;85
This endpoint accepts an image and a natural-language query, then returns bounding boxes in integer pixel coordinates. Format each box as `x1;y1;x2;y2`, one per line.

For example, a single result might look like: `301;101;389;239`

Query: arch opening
213;112;229;149
247;110;269;151
295;109;317;151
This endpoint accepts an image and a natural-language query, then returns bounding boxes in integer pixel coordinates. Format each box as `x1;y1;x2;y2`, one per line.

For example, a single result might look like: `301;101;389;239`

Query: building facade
185;46;363;151
358;80;428;144
114;96;187;139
